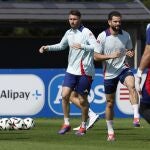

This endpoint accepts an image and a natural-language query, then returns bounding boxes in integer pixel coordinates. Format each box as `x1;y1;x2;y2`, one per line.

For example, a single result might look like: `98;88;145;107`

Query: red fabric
145;70;150;95
80;59;85;75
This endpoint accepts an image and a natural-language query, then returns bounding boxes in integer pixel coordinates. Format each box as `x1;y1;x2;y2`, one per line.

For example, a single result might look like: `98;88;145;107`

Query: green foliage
141;0;150;9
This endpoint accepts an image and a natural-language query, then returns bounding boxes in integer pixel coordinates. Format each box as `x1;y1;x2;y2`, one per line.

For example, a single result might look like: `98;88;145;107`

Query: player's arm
39;32;68;53
71;29;97;51
137;24;150;75
125;32;134;58
138;44;150;73
126;49;134;58
136;25;150;93
94;51;121;61
94;32;121;61
136;44;150;93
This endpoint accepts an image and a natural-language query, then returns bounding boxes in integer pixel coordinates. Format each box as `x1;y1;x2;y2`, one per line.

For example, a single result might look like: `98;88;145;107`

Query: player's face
69;14;81;29
108;16;122;32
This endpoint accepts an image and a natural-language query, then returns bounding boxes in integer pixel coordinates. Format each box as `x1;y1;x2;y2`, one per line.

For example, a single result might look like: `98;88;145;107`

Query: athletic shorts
104;68;134;94
141;70;150;103
62;72;93;95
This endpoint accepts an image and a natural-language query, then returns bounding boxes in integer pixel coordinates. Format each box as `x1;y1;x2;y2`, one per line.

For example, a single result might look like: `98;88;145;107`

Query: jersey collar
105;28;123;36
78;25;84;32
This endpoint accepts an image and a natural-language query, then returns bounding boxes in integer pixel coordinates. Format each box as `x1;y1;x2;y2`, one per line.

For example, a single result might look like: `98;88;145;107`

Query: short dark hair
69;10;81;18
108;11;122;20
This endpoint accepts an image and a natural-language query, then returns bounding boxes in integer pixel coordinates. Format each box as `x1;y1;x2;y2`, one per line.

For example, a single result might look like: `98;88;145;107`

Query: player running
94;11;140;141
39;10;99;136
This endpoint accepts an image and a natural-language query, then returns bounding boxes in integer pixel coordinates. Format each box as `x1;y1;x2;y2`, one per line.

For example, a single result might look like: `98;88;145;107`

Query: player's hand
39;46;48;53
71;43;81;50
110;50;121;59
126;50;134;57
135;68;143;94
135;76;142;94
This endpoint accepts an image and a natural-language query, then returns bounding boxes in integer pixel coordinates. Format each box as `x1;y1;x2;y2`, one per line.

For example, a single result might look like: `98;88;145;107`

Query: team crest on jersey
89;33;93;36
97;40;100;43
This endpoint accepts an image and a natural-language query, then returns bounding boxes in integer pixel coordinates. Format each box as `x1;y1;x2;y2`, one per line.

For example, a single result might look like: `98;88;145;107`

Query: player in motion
39;10;100;136
136;23;150;124
94;11;140;141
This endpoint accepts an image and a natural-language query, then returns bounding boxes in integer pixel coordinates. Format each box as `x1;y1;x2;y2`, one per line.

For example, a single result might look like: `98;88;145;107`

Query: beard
111;25;121;32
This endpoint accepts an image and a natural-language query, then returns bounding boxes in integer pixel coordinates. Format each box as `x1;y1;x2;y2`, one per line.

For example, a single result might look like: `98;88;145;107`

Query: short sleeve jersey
95;29;133;79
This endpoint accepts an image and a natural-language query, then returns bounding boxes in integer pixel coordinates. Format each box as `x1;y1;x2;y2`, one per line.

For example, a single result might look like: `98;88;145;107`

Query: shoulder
122;30;130;36
66;29;72;34
82;27;92;34
146;24;150;33
97;31;106;39
146;23;150;30
81;27;96;38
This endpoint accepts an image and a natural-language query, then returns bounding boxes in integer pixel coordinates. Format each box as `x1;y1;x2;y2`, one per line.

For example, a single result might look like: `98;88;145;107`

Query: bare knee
61;87;72;102
80;99;89;107
78;95;89;107
62;94;70;101
106;100;114;109
128;86;136;93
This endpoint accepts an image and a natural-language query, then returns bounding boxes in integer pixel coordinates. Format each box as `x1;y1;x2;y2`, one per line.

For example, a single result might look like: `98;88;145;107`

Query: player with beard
94;11;140;141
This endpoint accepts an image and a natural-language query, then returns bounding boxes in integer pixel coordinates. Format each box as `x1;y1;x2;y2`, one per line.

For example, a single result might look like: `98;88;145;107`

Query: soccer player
94;11;140;141
136;23;150;124
39;10;99;136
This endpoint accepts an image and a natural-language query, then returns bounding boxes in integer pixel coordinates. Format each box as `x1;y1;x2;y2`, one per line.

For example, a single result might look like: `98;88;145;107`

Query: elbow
94;53;99;61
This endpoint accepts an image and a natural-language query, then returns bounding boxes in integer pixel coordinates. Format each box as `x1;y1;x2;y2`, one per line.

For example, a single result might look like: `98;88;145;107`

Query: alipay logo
0;75;45;115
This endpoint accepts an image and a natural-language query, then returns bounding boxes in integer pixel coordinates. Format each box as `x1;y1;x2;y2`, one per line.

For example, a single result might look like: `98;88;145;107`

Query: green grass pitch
0;118;150;150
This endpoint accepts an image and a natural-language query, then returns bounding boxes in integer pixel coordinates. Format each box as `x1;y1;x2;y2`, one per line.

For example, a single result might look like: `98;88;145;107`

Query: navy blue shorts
104;68;134;94
62;72;93;95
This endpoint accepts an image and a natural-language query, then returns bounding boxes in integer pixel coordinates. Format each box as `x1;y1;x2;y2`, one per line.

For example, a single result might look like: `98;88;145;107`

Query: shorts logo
83;89;89;94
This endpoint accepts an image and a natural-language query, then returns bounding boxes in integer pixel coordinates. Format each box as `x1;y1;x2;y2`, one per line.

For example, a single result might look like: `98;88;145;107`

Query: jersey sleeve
80;29;97;52
146;24;150;45
126;33;133;50
48;31;68;51
94;32;105;54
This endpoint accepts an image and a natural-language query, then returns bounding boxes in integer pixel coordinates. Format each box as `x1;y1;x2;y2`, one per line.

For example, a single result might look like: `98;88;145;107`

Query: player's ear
108;20;111;26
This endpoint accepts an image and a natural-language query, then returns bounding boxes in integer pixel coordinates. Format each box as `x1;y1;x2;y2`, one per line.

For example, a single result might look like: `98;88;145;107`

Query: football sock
64;118;70;125
132;104;140;118
81;121;86;128
106;120;114;134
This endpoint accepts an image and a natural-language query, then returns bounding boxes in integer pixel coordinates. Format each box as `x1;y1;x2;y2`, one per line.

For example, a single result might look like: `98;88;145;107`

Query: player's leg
58;86;72;134
74;75;92;136
58;72;75;134
75;94;89;136
123;75;140;127
105;93;115;141
70;92;99;131
104;78;117;141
